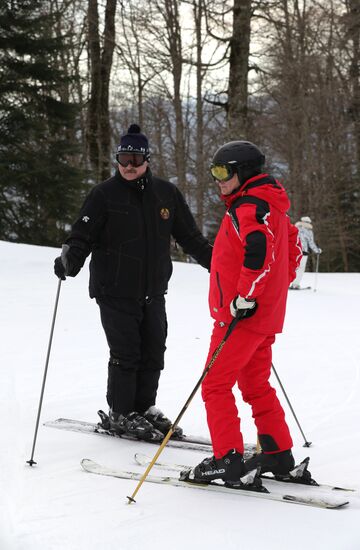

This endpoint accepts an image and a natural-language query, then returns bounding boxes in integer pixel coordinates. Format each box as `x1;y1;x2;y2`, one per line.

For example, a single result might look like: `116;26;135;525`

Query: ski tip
43;418;64;425
283;495;349;509
134;453;147;466
326;501;349;509
332;487;356;492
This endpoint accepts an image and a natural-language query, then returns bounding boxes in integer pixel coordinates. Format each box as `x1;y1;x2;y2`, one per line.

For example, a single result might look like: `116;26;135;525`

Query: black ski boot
143;406;183;438
245;450;317;485
180;449;265;491
244;449;295;476
108;410;164;441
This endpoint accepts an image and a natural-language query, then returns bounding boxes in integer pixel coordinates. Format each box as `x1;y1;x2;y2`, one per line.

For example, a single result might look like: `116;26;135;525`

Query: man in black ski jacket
54;124;212;441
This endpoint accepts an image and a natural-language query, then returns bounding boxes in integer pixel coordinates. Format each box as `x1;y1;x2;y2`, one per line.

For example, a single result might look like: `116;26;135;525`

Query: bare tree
113;1;161;128
193;0;207;230
345;0;360;170
252;0;360;270
227;0;252;138
52;0;88;166
162;0;187;191
87;0;116;181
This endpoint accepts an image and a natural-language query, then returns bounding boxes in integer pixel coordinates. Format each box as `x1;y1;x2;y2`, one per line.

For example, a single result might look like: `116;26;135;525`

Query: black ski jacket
66;169;212;299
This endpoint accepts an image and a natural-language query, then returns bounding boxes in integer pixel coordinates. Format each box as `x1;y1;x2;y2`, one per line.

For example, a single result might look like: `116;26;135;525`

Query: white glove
230;295;256;318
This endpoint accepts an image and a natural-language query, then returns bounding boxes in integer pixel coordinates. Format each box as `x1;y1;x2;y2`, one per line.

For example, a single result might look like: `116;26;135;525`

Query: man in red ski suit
184;141;302;488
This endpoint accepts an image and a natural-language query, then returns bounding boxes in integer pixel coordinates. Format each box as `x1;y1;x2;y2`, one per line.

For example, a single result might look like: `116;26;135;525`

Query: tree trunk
100;0;116;180
87;0;101;178
348;0;360;173
194;0;205;231
164;0;186;192
227;0;252;139
87;0;116;182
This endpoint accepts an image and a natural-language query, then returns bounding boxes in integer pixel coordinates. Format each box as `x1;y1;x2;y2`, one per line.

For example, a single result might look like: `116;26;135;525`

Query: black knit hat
117;124;150;159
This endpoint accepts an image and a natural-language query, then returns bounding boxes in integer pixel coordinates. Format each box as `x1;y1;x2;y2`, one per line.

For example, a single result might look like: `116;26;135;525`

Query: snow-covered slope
1;240;359;550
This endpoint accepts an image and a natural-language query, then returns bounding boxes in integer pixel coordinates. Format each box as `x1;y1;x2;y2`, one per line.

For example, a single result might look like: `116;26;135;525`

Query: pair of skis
81;453;352;510
44;417;353;510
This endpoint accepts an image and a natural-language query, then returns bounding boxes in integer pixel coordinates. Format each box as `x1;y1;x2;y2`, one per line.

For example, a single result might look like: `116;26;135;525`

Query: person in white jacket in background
290;216;322;289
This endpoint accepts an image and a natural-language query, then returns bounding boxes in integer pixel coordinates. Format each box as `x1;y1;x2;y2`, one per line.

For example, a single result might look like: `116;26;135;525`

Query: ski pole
126;315;241;504
271;363;312;447
27;245;68;466
313;253;320;292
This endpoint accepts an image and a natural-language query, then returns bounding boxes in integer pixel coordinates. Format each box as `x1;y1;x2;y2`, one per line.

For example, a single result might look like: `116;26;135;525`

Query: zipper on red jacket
216;271;224;308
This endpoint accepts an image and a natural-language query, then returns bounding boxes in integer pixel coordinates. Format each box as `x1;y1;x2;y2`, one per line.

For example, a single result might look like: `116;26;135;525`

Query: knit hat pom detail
128;124;141;134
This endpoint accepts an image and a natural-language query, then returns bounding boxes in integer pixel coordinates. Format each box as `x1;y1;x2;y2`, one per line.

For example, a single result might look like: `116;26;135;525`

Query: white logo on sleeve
82;216;90;223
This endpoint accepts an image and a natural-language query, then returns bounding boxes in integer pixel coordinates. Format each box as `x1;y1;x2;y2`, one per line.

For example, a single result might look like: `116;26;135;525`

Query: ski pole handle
61;243;70;272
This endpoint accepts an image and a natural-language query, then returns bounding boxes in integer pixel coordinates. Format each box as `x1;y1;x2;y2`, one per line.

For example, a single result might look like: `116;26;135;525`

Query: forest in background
1;0;359;271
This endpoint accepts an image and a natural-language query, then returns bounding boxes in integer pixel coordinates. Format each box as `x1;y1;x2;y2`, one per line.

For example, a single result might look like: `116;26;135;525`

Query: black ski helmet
211;141;265;185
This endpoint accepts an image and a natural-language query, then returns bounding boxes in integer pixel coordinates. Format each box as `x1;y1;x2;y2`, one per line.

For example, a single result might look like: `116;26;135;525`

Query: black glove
54;245;84;280
54;255;67;280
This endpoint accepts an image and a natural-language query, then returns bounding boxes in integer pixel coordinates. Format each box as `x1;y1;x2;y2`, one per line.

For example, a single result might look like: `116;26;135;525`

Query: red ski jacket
209;174;301;335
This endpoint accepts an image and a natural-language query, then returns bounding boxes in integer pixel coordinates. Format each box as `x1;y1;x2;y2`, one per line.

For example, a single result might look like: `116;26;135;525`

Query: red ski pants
201;322;293;458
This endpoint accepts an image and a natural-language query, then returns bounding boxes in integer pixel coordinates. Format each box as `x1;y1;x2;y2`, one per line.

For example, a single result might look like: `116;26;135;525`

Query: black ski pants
96;295;167;415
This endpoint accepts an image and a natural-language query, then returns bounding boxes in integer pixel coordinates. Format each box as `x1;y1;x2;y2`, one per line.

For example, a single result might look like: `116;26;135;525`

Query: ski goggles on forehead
210;163;236;182
116;152;147;167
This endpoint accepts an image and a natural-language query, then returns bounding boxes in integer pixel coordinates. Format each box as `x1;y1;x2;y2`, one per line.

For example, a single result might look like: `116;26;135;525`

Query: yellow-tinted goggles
210;164;235;182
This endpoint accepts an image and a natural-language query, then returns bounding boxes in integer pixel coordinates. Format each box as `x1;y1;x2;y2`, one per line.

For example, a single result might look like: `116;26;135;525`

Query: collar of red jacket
221;173;290;213
221;173;269;206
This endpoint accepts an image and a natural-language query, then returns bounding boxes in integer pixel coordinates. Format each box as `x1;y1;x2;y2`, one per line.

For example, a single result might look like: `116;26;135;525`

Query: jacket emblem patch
160;208;170;220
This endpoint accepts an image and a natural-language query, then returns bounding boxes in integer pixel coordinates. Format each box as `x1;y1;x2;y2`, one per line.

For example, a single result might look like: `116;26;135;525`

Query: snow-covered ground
1;240;359;550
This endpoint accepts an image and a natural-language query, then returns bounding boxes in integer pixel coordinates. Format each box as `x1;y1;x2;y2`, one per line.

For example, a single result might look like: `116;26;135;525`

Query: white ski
44;417;255;456
80;458;349;510
134;452;355;493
